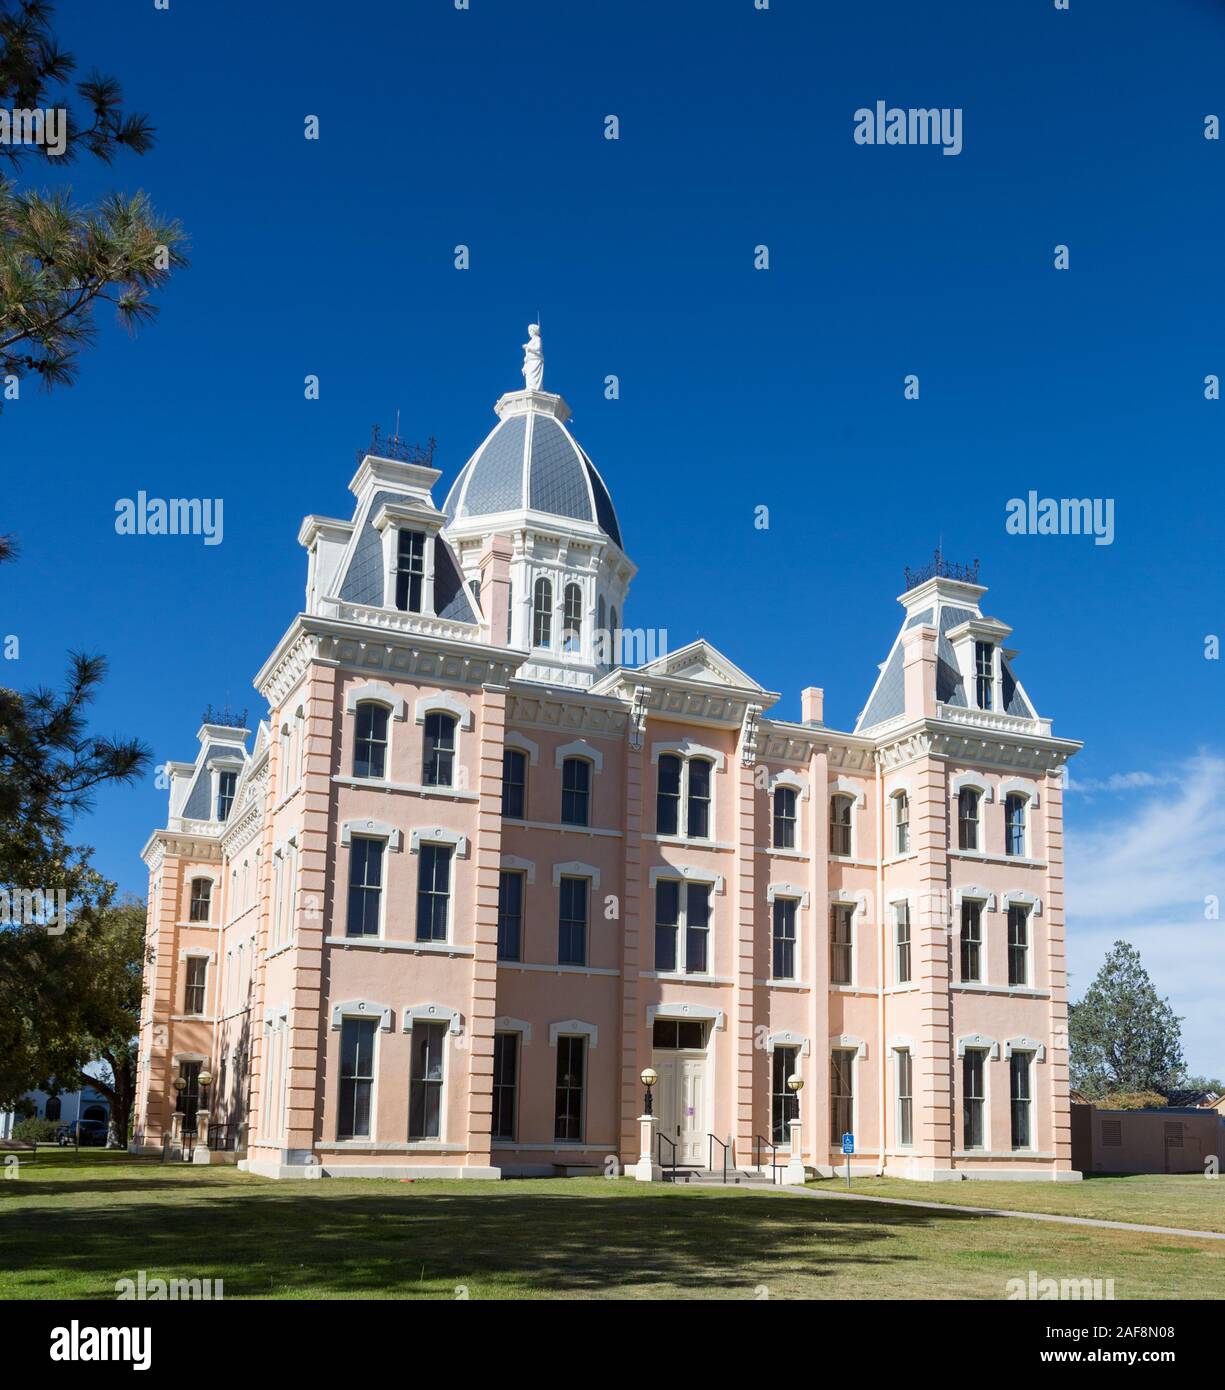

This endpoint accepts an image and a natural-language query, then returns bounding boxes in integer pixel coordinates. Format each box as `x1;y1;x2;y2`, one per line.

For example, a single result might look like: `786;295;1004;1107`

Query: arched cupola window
533;577;552;649
563;583;583;654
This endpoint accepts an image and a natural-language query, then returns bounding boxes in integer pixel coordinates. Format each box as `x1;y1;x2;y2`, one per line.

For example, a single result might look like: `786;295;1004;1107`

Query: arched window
294;707;306;785
422;712;457;787
353;702;390;779
597;594;606;660
83;1105;106;1123
560;756;592;827
563;583;583;653
958;788;981;851
656;754;682;835
189;877;212;923
686;757;712;838
609;606;619;664
44;1097;61;1122
893;791;910;855
1005;793;1027;857
773;786;797;849
829;795;853;856
532;577;552;648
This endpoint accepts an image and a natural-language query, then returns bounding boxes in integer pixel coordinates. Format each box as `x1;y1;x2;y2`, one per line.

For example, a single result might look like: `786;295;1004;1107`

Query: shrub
1100;1090;1168;1111
12;1117;59;1144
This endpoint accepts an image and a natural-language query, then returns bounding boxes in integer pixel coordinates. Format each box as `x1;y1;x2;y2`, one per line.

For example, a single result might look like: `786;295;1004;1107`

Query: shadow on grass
2;1177;988;1300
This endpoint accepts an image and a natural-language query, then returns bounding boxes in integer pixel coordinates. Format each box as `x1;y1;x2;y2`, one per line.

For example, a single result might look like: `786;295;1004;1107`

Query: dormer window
974;641;994;711
533;577;552;648
562;583;582;654
395;529;425;613
216;771;236;822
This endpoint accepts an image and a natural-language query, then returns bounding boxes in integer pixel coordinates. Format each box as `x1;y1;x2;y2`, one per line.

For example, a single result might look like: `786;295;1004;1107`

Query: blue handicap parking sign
841;1132;855;1155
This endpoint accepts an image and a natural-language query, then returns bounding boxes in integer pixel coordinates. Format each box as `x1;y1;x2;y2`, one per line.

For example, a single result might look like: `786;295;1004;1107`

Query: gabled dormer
167;722;252;831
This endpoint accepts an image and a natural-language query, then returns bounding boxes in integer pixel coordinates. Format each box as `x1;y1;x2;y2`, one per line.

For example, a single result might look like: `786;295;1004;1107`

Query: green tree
1069;941;1185;1098
1;0;186;397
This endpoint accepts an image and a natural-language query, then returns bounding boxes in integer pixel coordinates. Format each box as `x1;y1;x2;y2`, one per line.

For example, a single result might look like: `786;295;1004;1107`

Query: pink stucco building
134;334;1083;1182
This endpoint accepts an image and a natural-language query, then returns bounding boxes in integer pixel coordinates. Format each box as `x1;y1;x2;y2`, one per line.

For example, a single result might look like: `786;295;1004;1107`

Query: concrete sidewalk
779;1183;1225;1241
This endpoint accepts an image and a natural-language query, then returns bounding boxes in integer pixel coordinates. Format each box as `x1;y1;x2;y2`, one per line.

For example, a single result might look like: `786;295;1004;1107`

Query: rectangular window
897;1049;913;1147
771;1046;799;1144
1010;1051;1032;1150
772;897;797;980
894;793;909;854
1005;793;1026;857
554;1035;585;1141
422;712;455;787
959;900;982;982
894;902;911;984
395;529;425;613
501;748;526;819
957;788;980;851
830;1049;854;1146
416;843;452;942
496;870;524;962
354;703;388;779
216;770;237;821
685;882;710;974
1008;904;1029;986
773;786;797;849
558;876;588;966
686;759;711;838
975;641;993;710
408;1022;446;1140
830;904;853;985
189;878;212;923
346;837;383;938
829;796;852;856
560;757;591;827
338;1017;377;1140
654;879;679;973
183;956;207;1015
492;1032;518;1141
656;754;681;836
963;1050;985;1149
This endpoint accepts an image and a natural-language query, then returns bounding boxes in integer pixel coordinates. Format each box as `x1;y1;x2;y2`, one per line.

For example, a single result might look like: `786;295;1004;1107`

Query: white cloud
1065;752;1224;1077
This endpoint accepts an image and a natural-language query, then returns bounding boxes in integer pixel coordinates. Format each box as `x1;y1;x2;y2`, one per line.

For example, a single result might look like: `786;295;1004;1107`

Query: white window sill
497;961;620;977
171;1014;215;1023
829;856;874;869
883;852;919;867
952;983;1048;999
754;979;810;991
331;775;479;802
642;833;733;851
953;1150;1054;1161
756;846;809;860
324;1141;466;1153
511;820;623;838
950;850;1047;869
324;936;474;957
641;971;735;986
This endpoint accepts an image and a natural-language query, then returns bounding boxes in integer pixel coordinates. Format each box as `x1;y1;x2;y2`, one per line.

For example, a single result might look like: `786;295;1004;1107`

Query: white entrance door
653;1050;707;1166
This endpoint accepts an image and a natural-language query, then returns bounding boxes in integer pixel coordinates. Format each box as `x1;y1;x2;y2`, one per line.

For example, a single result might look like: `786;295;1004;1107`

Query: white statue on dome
522;323;543;391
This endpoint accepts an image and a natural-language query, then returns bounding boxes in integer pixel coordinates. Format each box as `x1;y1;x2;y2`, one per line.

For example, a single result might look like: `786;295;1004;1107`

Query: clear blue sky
4;1;1223;1072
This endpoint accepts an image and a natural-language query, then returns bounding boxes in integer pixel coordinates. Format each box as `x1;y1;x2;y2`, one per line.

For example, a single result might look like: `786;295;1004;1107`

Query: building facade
134;334;1082;1182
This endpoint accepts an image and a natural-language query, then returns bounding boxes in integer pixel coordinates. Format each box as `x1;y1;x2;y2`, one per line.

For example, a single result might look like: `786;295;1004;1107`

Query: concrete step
663;1167;782;1187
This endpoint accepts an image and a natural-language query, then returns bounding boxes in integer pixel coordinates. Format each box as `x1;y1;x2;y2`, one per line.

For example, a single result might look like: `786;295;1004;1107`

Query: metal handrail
708;1133;730;1185
656;1130;677;1182
755;1134;781;1184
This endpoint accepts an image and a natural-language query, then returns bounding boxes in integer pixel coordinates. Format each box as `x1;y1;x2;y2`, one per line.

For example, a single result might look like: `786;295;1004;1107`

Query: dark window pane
772;1046;800;1143
554;1036;585;1141
339;1018;377;1139
656;754;681;835
685;882;709;974
558;876;588;966
395;530;425;613
416;842;452;942
493;1033;518;1140
654;879;678;972
772;787;796;849
408;1022;446;1139
501;749;526;819
354;703;389;779
687;759;711;838
346;838;383;937
561;757;591;827
423;712;456;787
497;870;523;962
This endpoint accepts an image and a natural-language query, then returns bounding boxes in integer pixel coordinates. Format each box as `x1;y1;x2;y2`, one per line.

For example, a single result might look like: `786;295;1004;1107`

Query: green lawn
1;1151;1221;1300
807;1173;1225;1234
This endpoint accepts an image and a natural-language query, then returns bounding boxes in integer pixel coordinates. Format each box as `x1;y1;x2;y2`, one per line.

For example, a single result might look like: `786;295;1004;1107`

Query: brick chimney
902;624;939;719
477;533;512;646
800;686;824;725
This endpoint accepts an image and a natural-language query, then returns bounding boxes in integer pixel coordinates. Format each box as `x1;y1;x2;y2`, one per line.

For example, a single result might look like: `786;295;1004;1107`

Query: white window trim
650;865;724;894
769;778;804;851
889;784;912;855
345;681;407;720
409;826;469;858
647;1002;725;1031
548;1019;598;1048
891;897;913;986
829;893;865;990
500;854;536;884
999;777;1040;808
951;774;995;802
414;691;473;730
954;885;997;912
829;780;863;858
1004;1035;1047;1062
553;860;600;889
767;767;808;797
379;514;438;617
178;946;215;962
504;731;540;765
888;1034;916;1053
766;882;809;908
496;1016;533;1043
1003;890;1042;916
402;1003;463;1036
651;871;719;978
340;819;403;851
832;1033;868;1060
555;739;604;773
330;999;394;1031
956;1033;1000;1060
651;739;726;771
766;1029;810;1056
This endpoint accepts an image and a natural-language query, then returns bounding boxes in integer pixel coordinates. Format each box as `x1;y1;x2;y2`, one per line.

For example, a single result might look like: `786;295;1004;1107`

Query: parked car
55;1119;109;1146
